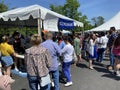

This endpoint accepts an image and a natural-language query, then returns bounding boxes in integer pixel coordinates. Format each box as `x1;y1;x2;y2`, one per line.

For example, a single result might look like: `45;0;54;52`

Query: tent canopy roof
0;4;83;27
90;11;120;32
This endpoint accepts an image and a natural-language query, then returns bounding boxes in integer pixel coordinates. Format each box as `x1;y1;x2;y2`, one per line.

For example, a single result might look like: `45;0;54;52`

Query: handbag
40;74;51;87
32;57;51;87
30;48;51;87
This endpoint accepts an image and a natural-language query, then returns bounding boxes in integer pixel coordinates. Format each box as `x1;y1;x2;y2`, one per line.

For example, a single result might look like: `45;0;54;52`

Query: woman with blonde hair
0;35;16;76
25;34;52;90
0;35;16;90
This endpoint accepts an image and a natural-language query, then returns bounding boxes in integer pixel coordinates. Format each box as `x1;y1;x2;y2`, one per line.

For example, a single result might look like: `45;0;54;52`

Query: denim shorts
114;55;120;60
1;56;13;67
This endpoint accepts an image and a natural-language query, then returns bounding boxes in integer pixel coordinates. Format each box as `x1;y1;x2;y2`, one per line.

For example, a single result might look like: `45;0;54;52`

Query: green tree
50;5;64;15
0;0;8;13
50;0;81;21
91;17;97;27
50;0;93;32
91;16;104;27
97;16;104;26
79;15;91;30
50;0;95;31
63;0;81;20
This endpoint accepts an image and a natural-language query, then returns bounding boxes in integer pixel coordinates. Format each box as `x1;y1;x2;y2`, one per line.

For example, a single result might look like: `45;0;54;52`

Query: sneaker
51;81;54;87
114;71;120;76
89;66;94;70
38;84;40;89
113;71;120;76
14;68;19;71
113;72;117;75
107;66;113;70
19;71;22;74
64;82;73;87
58;62;61;66
116;74;120;77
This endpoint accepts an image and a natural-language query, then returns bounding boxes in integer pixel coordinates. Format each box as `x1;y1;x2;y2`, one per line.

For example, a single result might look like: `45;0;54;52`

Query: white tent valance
89;12;120;32
0;4;83;27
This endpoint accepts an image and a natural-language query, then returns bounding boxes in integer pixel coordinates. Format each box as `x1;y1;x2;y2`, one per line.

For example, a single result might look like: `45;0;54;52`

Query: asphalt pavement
11;58;120;90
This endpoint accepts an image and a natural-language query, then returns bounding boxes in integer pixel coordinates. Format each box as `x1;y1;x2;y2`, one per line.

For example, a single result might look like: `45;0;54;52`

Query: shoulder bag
30;48;51;87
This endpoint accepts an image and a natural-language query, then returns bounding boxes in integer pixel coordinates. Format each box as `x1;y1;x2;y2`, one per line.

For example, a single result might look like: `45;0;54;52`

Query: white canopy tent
0;4;83;33
89;11;120;32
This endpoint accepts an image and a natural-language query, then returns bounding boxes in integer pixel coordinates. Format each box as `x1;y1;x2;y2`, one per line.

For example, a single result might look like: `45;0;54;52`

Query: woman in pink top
112;33;120;76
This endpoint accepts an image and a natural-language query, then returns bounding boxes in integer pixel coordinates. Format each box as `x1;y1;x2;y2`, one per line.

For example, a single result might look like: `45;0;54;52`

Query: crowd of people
0;26;120;90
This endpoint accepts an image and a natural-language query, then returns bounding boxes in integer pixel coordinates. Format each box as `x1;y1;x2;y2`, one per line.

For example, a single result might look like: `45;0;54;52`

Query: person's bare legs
5;66;15;84
5;66;11;76
77;55;80;63
79;54;82;62
114;58;120;75
14;57;19;71
89;60;93;70
0;63;2;76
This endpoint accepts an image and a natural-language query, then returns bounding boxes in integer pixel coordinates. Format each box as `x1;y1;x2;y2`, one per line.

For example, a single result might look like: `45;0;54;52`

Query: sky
3;0;120;23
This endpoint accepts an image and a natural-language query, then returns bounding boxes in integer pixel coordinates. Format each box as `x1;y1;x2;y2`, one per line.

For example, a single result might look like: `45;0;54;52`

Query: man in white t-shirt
96;32;108;62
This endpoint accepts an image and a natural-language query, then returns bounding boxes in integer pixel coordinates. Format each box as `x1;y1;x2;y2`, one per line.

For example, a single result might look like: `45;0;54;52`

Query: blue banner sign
58;18;74;30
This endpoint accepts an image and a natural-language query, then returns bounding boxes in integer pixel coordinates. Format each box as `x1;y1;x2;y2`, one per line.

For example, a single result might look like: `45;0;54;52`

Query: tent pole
38;9;42;37
82;25;84;36
37;18;41;35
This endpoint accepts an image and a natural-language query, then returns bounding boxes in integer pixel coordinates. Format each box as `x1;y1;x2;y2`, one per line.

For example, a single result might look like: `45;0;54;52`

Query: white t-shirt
101;36;108;48
96;36;108;49
96;37;101;48
61;43;74;62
